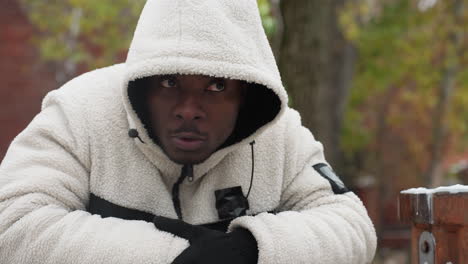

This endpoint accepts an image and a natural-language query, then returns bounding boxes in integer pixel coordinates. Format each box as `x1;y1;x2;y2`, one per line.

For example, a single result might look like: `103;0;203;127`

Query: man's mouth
170;132;206;151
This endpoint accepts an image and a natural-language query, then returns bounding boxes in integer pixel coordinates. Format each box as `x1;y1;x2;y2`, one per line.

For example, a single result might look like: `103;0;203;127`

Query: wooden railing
398;185;468;264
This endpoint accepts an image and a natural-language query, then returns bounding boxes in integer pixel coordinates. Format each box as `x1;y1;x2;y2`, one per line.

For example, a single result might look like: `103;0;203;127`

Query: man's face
146;74;244;164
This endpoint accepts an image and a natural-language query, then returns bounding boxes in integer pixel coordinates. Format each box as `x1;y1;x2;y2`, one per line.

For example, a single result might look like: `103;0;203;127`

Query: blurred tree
278;0;357;170
257;0;277;38
425;0;465;187
20;0;146;85
258;0;282;57
333;0;468;239
341;0;468;191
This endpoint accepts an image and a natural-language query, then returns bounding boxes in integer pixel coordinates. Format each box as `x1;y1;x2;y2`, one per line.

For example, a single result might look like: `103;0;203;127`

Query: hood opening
127;77;281;149
123;0;289;162
128;77;154;139
220;83;280;148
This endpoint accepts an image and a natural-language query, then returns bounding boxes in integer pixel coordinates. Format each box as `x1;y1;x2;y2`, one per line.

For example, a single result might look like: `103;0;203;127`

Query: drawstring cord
128;129;145;144
246;141;255;199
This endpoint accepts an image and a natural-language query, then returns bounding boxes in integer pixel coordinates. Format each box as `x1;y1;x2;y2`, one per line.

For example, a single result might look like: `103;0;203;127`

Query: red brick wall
0;0;56;161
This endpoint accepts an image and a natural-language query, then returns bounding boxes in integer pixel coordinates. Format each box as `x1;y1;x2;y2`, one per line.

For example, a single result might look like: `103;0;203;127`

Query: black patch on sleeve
313;163;349;194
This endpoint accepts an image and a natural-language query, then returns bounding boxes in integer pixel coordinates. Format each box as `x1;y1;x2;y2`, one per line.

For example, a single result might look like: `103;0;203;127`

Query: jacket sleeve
228;110;377;264
0;90;188;264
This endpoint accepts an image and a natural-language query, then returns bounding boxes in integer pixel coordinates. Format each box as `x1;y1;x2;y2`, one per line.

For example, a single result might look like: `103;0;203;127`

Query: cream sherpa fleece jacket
0;0;376;263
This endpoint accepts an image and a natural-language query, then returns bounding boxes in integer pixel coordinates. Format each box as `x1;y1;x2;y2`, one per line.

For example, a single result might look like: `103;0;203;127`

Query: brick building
0;0;56;160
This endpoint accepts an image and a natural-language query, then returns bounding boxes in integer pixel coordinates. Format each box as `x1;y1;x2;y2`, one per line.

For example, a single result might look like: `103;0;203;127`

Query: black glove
153;216;258;264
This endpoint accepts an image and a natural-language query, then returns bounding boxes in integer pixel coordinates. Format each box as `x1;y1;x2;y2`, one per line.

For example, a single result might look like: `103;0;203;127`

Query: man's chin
166;151;210;165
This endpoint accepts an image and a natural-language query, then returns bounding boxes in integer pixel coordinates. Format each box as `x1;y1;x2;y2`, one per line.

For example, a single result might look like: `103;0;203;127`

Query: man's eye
160;78;177;88
206;82;225;92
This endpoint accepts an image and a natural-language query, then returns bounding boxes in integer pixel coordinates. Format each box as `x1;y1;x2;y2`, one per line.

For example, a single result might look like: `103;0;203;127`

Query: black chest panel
87;193;231;232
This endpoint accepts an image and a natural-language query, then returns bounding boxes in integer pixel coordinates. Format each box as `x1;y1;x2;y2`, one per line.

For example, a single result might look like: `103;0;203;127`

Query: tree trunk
424;0;464;187
278;0;355;172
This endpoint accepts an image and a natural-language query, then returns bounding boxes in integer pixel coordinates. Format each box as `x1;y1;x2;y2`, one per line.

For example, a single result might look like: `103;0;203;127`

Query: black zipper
171;164;193;220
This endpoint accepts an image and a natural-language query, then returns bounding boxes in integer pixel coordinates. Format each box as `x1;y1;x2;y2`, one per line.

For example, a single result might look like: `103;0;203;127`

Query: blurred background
1;0;467;262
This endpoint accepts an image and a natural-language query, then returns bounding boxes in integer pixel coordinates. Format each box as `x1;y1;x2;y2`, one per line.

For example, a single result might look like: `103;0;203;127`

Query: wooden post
399;185;468;264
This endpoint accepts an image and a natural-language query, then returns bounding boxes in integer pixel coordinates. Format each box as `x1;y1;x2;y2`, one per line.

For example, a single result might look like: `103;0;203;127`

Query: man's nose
173;94;205;121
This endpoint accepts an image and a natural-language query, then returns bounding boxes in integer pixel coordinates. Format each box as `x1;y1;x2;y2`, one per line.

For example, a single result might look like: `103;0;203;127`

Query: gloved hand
153;216;258;264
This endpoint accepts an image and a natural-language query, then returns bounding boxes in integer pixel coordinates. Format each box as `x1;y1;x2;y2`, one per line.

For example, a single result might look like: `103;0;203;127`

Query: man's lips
170;132;206;151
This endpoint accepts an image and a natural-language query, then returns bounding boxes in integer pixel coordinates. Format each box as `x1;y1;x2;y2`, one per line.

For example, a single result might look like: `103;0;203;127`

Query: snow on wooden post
399;185;468;264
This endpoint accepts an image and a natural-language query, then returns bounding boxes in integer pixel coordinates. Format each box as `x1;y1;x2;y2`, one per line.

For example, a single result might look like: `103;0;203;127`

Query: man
0;0;377;263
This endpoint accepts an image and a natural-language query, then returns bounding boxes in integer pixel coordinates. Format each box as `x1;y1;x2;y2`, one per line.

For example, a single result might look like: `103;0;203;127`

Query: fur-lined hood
121;0;288;180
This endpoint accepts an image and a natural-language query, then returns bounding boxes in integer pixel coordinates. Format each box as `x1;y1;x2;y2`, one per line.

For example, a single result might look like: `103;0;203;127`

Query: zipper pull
186;165;194;182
